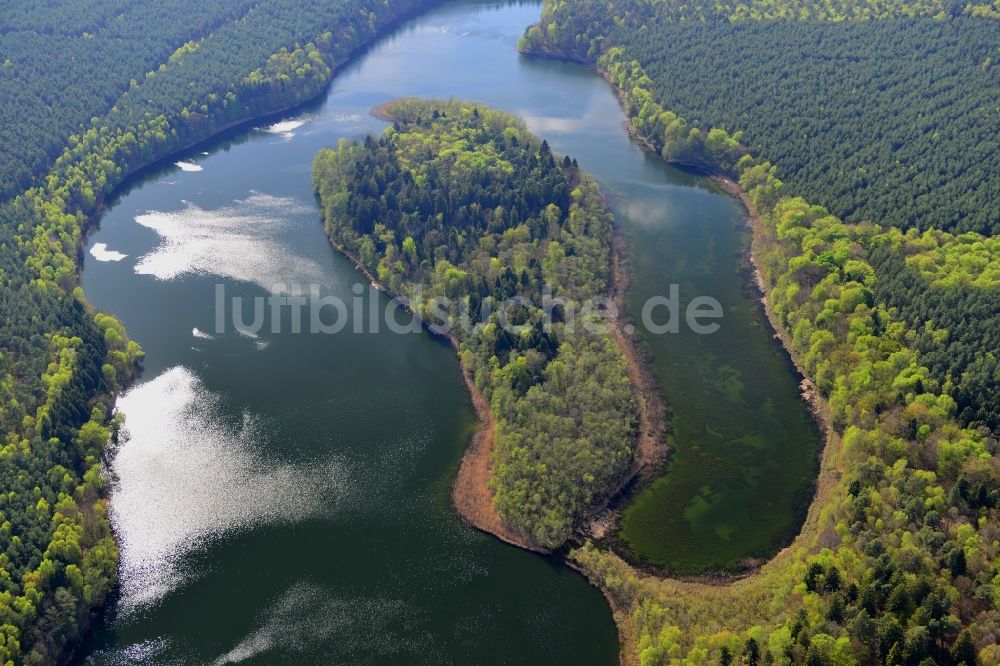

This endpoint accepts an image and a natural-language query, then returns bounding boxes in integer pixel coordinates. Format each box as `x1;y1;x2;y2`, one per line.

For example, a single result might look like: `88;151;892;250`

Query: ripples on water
132;193;326;290
80;3;626;662
110;367;351;613
212;583;421;664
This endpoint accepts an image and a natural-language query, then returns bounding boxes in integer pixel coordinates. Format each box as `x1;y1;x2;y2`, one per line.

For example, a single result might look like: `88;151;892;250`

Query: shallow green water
615;174;821;572
77;0;819;662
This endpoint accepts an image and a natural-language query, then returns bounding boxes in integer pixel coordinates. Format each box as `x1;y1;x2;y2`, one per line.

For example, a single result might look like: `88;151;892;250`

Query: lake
79;0;819;661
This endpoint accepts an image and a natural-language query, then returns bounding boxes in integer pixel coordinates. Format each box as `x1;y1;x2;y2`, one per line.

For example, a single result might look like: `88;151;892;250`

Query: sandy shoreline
369;98;410;121
442;193;670;555
324;235;543;551
448;347;544;553
611;231;669;479
361;99;662;554
710;175;840;560
345;83;841;664
567;230;663;666
363;99;546;551
518;44;843;664
582;230;669;543
522;44;832;501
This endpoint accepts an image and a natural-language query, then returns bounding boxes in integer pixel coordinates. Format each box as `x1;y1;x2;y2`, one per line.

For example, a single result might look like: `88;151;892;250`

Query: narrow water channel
79;0;819;662
615;167;821;572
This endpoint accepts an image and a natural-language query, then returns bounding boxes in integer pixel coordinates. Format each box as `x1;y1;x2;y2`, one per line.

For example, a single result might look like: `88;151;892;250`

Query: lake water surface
80;1;818;662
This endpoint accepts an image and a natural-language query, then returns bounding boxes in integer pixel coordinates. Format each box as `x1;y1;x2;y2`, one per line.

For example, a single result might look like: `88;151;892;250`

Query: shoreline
362;100;545;552
609;230;669;484
449;350;545;553
520;42;841;662
565;556;643;666
370;97;666;665
710;175;833;440
364;100;661;662
580;229;669;544
711;174;841;563
78;0;446;269
521;43;836;558
325;237;544;553
56;7;447;663
366;99;659;554
66;57;344;666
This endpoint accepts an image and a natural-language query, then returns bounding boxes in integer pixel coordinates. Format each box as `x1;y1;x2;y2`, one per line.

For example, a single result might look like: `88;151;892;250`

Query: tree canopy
520;0;1000;235
313;99;637;548
522;2;1000;663
0;0;436;661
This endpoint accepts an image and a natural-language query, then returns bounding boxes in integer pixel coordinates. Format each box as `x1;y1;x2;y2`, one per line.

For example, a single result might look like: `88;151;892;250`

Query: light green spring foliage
572;163;1000;666
313;99;637;548
0;0;434;662
723;0;1000;20
522;0;1000;424
524;3;1000;664
881;230;1000;290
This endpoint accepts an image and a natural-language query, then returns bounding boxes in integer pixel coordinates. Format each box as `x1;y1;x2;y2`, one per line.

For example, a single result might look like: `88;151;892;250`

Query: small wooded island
2;0;998;661
314;88;1000;664
313;99;645;549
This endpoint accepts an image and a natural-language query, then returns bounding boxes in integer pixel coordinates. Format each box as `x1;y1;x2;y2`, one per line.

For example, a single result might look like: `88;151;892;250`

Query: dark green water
78;0;819;662
614;169;821;572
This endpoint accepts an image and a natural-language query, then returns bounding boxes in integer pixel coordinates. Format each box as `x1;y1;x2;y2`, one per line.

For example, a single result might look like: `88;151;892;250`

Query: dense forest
3;0;999;662
0;0;437;662
520;0;1000;433
0;0;440;203
869;233;1000;434
522;1;1000;663
520;0;1000;235
0;0;258;201
559;0;1000;20
573;165;1000;666
313;99;637;548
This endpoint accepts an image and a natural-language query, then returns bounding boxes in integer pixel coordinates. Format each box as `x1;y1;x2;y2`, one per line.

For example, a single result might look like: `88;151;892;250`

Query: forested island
520;0;1000;663
1;0;998;663
313;98;645;549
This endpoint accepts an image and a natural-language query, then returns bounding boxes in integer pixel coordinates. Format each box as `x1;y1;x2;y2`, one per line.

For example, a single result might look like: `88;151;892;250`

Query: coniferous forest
0;0;998;663
521;0;1000;235
520;0;1000;662
0;0;435;662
